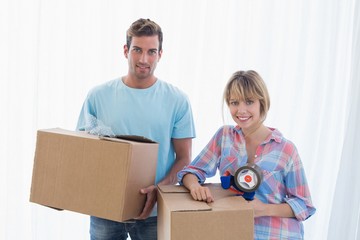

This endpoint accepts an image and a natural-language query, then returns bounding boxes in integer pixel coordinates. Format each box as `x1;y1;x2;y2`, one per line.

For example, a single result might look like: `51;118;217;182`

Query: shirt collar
265;127;283;144
234;125;283;144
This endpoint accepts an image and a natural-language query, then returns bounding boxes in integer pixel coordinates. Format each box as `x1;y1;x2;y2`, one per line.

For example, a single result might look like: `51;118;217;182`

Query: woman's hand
183;173;214;203
188;184;214;203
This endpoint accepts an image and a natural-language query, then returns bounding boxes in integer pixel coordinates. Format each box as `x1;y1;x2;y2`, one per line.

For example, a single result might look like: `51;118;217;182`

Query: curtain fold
328;0;360;238
1;0;359;239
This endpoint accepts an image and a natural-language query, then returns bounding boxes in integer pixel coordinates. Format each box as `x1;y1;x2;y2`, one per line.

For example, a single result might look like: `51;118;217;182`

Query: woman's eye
246;100;254;105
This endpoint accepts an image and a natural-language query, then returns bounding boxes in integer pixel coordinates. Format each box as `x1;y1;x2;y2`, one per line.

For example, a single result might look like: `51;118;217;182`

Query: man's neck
122;75;157;89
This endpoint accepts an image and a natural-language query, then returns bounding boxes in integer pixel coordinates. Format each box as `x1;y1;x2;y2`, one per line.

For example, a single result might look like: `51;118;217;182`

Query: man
76;18;196;240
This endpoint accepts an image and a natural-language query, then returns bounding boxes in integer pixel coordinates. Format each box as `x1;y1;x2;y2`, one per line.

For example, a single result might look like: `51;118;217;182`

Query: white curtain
1;0;359;239
327;0;360;238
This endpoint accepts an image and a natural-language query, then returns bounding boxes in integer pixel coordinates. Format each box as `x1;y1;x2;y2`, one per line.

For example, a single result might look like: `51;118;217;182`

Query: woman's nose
237;102;247;114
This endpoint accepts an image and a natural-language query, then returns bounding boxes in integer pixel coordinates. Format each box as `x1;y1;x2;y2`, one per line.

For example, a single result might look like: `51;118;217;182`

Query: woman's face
228;95;262;135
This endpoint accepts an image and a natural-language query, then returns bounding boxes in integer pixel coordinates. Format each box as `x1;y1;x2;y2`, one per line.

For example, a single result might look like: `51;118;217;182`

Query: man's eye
133;48;142;53
149;50;157;55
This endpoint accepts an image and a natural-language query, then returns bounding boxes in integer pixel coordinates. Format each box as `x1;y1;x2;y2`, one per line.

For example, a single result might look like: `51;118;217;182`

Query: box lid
158;183;252;212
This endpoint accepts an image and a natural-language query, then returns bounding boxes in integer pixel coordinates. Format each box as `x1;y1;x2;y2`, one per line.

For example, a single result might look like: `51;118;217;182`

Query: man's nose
139;52;148;62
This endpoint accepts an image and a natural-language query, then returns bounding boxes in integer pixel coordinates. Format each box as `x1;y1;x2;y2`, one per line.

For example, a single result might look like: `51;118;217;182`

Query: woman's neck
243;124;270;142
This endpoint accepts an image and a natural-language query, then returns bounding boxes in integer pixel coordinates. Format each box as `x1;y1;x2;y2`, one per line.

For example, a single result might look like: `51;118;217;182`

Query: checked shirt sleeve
177;127;225;184
283;143;316;221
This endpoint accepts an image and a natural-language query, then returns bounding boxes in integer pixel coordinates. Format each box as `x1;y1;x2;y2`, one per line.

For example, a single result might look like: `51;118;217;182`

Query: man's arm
158;138;192;185
137;138;192;219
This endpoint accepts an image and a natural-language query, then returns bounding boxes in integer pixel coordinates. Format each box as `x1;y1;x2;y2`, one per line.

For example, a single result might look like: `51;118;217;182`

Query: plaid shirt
178;125;316;239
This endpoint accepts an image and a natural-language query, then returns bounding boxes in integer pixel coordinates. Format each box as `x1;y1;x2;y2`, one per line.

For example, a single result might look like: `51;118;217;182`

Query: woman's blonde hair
223;70;270;122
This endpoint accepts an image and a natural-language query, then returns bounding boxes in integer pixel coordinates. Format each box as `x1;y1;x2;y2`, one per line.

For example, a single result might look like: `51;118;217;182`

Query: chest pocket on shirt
257;161;285;198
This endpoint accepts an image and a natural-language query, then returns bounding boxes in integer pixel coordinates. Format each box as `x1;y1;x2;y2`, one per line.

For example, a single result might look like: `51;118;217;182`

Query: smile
238;116;251;121
137;64;149;69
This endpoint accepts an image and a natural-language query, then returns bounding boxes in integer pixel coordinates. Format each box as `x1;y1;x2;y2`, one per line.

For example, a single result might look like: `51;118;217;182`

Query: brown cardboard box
30;128;158;222
157;183;254;240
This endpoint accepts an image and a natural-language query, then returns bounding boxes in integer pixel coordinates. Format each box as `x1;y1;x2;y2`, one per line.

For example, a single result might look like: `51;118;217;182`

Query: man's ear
158;49;163;61
124;44;129;58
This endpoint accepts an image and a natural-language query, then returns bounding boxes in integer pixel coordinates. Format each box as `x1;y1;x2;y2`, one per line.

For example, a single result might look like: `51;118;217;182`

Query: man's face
124;35;162;80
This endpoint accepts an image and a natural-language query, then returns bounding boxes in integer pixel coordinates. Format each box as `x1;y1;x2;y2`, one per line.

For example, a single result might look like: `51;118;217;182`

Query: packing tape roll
234;163;263;192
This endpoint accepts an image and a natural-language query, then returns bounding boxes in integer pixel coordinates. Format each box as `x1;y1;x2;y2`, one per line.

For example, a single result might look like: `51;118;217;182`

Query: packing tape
233;163;263;193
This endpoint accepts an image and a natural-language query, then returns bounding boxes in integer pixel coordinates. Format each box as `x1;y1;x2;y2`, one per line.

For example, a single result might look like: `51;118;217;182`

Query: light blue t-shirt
76;78;196;184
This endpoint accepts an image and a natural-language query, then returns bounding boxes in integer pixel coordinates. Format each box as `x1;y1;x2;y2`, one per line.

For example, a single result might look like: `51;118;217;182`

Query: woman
177;70;316;239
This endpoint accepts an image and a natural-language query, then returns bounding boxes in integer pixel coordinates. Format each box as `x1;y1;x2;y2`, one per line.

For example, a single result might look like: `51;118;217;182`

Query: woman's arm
249;198;295;218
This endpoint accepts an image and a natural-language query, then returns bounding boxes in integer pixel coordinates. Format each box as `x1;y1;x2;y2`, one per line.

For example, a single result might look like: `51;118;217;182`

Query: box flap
209;196;252;211
158;184;189;193
163;197;212;212
99;135;157;144
39;128;100;139
157;183;218;193
158;185;211;212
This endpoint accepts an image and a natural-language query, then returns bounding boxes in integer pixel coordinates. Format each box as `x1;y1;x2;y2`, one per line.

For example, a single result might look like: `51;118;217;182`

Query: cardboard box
157;183;254;240
30;128;158;222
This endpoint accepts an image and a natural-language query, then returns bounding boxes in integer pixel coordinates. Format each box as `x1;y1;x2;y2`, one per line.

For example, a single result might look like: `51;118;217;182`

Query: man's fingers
136;185;157;219
140;185;156;194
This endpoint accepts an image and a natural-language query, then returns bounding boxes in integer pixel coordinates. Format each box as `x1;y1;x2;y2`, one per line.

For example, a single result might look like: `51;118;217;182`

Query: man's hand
136;185;157;219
